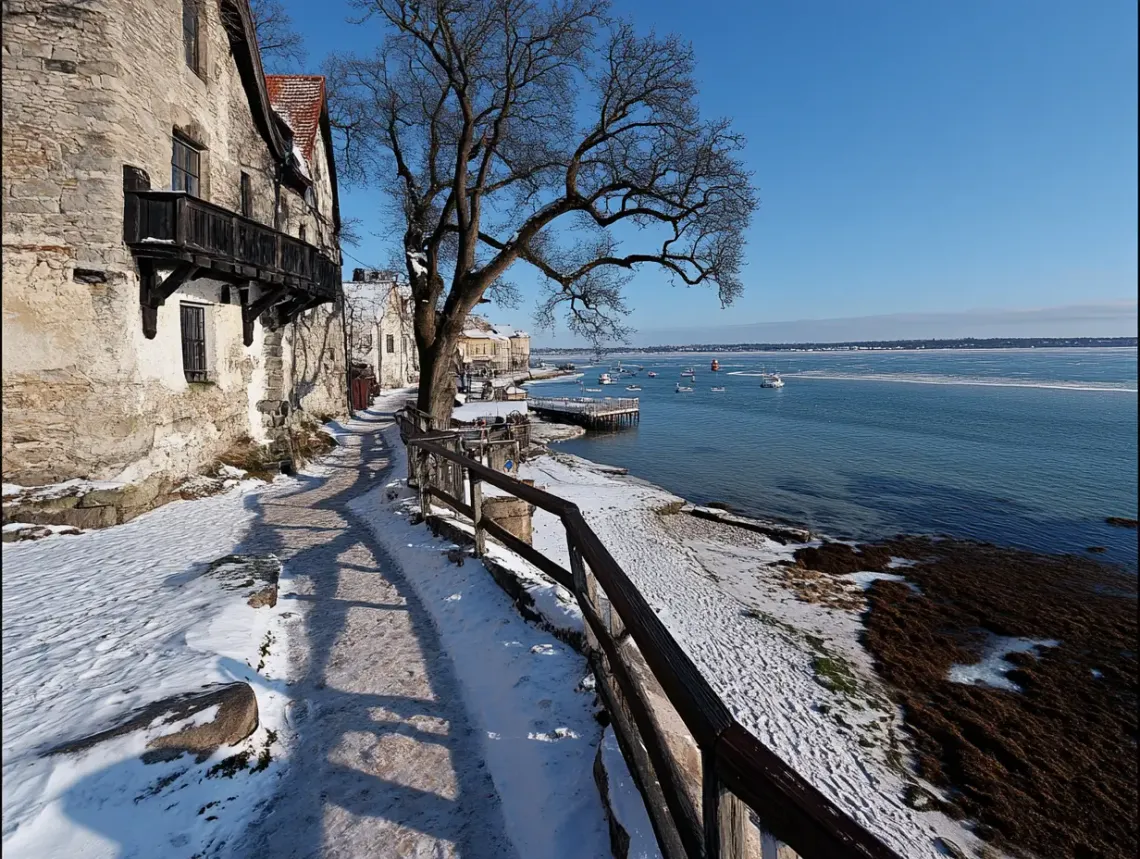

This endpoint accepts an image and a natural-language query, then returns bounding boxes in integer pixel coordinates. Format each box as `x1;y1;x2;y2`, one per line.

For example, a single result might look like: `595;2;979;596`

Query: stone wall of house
1;0;343;487
377;290;416;389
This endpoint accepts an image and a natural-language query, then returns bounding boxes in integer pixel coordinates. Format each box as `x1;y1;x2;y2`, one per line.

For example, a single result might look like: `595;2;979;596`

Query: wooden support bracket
241;285;286;346
139;259;200;339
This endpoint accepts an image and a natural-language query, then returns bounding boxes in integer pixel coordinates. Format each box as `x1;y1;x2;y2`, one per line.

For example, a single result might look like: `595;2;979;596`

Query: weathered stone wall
377;289;416;388
1;0;343;486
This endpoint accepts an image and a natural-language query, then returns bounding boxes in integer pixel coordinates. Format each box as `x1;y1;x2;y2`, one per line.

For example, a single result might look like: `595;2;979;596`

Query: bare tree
250;0;308;72
328;0;757;422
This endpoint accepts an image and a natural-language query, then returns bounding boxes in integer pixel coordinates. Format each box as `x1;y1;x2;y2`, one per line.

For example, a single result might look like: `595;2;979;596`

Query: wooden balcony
123;181;340;343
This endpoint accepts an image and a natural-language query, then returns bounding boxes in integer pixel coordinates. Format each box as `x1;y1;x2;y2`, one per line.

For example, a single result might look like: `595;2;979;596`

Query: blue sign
504;459;515;472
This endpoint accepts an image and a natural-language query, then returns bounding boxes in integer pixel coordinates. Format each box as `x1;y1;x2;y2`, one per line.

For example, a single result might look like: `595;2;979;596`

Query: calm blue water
532;349;1139;569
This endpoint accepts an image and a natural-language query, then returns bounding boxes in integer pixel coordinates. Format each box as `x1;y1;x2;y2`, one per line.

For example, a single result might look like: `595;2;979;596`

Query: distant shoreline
533;336;1137;355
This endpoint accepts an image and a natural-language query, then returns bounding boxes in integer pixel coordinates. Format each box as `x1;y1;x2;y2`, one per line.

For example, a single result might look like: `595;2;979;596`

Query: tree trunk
415;330;459;429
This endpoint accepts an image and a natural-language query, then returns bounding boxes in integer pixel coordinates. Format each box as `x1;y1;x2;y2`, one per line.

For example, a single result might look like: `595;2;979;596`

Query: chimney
353;267;366;282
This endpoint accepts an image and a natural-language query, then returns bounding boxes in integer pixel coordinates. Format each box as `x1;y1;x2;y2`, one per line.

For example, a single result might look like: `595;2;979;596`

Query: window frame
298;224;307;243
182;0;201;73
239;171;252;218
172;134;201;197
386;333;395;354
180;302;209;382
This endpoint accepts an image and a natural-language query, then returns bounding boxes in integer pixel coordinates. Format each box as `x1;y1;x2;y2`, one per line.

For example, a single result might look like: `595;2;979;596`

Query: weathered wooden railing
394;409;902;859
401;402;531;450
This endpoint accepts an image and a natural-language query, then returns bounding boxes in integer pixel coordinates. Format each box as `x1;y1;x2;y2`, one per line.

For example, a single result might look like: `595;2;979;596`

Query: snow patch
948;637;1059;692
599;726;662;859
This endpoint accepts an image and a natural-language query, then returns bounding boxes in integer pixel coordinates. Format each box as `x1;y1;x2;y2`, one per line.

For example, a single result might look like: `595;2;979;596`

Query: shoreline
522;435;1136;859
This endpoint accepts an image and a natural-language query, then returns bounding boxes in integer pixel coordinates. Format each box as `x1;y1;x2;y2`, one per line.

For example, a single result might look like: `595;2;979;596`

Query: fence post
704;751;751;859
415;448;430;517
470;475;485;558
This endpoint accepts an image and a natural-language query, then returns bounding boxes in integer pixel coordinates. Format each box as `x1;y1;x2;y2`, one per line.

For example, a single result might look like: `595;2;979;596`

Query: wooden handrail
399;412;903;859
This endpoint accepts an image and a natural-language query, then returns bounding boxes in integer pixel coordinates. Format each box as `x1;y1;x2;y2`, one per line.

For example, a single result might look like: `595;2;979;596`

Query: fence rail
394;409;902;859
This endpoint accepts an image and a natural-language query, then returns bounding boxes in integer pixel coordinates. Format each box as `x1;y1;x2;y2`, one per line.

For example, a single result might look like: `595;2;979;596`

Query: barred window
172;135;200;197
180;303;208;382
386;334;395;354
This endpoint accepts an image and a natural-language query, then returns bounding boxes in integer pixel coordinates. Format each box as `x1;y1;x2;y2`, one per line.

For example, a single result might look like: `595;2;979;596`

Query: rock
1105;516;1137;529
2;523;82;542
47;682;258;764
207;554;281;608
247;586;278;608
8;504;119;529
443;547;466;566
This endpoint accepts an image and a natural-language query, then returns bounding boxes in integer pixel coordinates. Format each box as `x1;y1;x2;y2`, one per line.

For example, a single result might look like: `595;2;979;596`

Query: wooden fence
394;409;902;859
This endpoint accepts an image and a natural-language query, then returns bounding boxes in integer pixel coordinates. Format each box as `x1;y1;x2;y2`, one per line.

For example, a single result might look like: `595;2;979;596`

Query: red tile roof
265;75;325;163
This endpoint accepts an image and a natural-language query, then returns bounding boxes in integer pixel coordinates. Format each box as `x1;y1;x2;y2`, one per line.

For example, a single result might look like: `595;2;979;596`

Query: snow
599;727;662;859
407;250;428;277
291;143;310;180
2;479;294;859
346;422;614;859
452;401;529;421
947;637;1060;692
511;451;981;857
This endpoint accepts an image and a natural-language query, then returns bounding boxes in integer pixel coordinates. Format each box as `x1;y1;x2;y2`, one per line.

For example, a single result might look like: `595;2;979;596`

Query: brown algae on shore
804;536;1140;859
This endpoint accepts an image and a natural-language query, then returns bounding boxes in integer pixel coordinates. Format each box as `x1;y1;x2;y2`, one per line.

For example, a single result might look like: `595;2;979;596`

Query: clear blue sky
285;0;1138;343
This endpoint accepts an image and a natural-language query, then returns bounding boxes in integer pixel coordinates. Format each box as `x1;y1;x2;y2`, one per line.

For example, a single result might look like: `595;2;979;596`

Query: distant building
458;317;530;376
344;269;417;389
1;0;345;487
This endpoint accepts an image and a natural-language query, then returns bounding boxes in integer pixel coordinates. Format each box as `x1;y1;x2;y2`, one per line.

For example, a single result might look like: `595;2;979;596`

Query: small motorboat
626;385;642;391
675;383;693;393
759;373;785;389
598;373;614;385
680;368;696;378
711;386;726;392
647;371;658;378
711;359;720;371
584;387;602;392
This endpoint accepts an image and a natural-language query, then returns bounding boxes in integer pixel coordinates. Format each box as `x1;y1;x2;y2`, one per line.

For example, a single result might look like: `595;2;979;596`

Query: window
239;172;252;217
386;334;395;354
172;135;200;196
298;224;307;243
182;0;200;72
180;303;208;382
304;187;315;207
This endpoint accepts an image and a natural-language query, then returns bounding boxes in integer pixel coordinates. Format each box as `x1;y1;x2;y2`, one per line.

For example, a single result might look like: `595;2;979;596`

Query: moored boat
711;359;720;371
676;382;693;393
647;371;658;378
598;373;614;385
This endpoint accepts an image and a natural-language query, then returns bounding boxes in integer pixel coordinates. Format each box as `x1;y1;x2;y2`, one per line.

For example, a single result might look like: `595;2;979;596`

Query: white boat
760;373;785;388
626;385;641;391
675;383;693;393
680;368;695;378
711;386;725;392
584;387;602;392
647;371;658;378
598;373;614;385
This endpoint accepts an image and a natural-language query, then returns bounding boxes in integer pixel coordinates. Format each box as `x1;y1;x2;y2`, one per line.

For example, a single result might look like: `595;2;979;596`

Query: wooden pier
528;395;640;430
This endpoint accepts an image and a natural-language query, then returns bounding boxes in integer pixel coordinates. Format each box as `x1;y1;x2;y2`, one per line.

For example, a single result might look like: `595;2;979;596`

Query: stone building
1;0;347;491
344;268;417;389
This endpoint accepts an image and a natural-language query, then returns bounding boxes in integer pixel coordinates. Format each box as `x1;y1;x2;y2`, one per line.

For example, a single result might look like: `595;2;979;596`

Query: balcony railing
124;189;339;299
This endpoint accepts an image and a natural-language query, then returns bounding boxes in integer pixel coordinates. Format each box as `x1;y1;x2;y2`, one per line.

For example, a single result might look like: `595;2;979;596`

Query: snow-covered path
230;400;518;858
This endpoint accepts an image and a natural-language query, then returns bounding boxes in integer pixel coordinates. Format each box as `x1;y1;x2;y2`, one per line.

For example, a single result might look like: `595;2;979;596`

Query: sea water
533;348;1138;569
